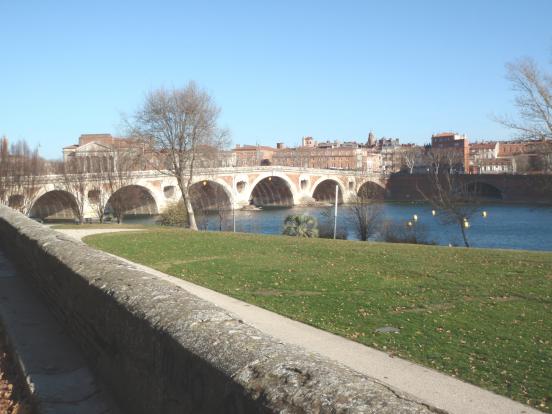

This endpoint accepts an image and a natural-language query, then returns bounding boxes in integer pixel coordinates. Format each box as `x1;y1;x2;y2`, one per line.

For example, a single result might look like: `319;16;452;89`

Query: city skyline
1;0;552;159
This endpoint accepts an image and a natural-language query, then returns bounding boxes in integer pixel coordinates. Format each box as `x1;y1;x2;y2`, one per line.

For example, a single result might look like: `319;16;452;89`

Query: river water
125;203;552;252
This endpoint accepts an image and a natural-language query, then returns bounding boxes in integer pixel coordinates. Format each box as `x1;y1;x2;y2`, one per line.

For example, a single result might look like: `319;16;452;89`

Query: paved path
61;228;541;414
0;248;120;413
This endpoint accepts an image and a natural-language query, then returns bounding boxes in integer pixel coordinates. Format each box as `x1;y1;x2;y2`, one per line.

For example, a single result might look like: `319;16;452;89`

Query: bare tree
418;168;479;247
101;146;140;223
129;82;228;230
529;140;552;173
6;141;44;214
497;56;552;199
497;58;552;140
348;195;383;241
56;157;88;223
400;146;423;174
348;184;384;241
0;138;45;214
0;136;9;205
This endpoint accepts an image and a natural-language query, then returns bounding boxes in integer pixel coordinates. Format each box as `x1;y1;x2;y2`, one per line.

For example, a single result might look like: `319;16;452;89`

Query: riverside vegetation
83;228;552;412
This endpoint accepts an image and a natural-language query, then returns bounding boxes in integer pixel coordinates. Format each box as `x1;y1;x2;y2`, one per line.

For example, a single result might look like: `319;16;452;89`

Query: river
124;203;552;252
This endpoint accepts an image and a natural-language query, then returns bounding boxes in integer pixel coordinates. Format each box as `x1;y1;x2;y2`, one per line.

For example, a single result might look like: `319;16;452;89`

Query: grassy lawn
84;228;552;412
50;223;151;230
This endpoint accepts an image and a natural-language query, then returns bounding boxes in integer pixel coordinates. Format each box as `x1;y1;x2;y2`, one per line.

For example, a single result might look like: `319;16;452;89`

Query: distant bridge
27;167;387;221
17;168;550;221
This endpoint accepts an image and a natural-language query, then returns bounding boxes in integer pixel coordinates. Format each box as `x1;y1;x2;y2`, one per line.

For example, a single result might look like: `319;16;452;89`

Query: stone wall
0;205;436;413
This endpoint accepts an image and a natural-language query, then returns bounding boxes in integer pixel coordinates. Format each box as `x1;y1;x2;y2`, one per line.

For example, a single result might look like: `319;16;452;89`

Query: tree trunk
178;178;198;231
184;196;198;231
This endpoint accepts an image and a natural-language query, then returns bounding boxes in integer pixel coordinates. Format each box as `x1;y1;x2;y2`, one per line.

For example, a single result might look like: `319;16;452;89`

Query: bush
380;220;435;245
157;201;188;227
317;208;347;239
318;221;347;239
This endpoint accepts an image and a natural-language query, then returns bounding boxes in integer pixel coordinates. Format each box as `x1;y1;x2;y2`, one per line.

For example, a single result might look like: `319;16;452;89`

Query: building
377;138;401;173
302;136;315;148
232;144;276;166
62;134;146;172
472;157;515;174
271;143;381;172
431;132;470;172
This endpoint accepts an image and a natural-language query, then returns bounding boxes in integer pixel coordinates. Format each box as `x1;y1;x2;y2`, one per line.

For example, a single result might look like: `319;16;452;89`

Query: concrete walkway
61;228;541;414
0;248;120;414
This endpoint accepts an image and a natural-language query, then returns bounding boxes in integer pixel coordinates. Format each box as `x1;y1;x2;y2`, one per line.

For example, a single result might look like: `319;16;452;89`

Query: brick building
232;145;276;166
431;132;470;172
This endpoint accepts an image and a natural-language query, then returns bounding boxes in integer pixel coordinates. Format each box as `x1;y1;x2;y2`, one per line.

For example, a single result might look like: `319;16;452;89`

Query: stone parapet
0;205;437;413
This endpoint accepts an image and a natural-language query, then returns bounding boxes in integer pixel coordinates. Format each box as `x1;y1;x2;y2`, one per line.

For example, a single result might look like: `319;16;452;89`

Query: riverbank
83;228;552;412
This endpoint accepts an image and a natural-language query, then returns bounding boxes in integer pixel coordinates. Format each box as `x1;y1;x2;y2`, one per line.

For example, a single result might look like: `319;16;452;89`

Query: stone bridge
27;167;387;221
386;173;551;203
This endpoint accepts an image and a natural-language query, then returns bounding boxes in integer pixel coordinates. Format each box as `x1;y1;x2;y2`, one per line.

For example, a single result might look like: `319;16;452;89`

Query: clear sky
1;0;551;159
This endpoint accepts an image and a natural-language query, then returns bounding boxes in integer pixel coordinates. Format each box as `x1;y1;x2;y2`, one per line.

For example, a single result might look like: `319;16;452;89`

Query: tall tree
497;58;552;140
129;82;228;230
497;55;552;199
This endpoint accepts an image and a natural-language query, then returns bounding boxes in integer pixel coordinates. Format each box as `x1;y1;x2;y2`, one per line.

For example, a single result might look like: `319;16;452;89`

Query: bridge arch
357;181;386;201
105;185;158;220
465;181;503;200
189;180;232;212
248;174;296;207
29;190;79;221
311;178;345;204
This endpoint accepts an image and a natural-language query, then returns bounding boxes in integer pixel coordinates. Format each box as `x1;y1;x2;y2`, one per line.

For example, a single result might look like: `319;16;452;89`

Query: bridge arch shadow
106;185;158;219
29;190;78;221
189;180;232;212
249;176;294;207
357;181;386;201
312;179;344;204
465;181;503;200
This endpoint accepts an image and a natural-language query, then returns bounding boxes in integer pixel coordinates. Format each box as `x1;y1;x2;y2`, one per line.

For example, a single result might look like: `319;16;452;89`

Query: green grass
84;228;552;412
50;223;151;230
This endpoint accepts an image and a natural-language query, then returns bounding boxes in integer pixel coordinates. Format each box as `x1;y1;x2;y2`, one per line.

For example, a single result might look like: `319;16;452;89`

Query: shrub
380;220;435;245
157;201;188;227
318;221;347;239
317;208;347;239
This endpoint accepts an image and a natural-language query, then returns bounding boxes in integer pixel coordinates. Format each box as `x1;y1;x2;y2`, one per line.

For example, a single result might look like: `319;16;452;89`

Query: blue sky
1;0;551;159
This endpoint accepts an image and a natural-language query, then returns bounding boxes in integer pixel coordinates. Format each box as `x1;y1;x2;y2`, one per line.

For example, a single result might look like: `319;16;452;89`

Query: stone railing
0;205;436;413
